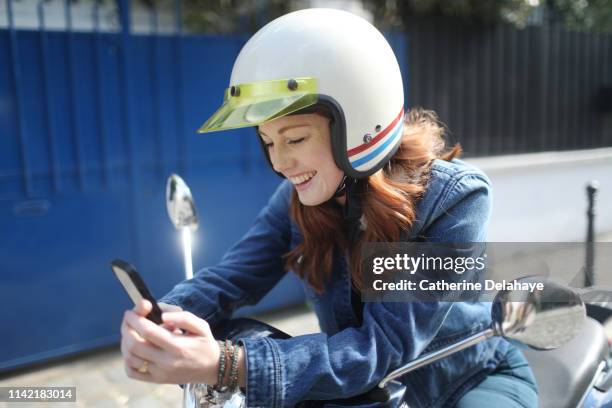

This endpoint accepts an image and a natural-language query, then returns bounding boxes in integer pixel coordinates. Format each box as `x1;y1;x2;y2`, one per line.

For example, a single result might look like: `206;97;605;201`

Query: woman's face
258;113;344;206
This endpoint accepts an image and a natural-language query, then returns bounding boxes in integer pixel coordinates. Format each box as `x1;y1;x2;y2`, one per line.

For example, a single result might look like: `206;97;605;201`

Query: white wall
469;148;612;242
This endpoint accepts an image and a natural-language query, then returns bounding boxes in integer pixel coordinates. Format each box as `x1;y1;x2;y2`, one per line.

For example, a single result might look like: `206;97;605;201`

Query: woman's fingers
121;319;163;362
120;309;219;385
124;310;181;354
161;311;212;337
133;299;152;316
124;359;161;383
158;303;182;332
159;302;183;313
160;322;184;335
124;350;150;372
120;302;185;384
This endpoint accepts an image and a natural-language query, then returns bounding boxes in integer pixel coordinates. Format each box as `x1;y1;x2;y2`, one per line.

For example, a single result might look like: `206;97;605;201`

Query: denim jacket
159;158;509;408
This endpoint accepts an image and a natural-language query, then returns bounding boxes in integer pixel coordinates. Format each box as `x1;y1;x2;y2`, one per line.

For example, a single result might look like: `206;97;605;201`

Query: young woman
120;8;538;407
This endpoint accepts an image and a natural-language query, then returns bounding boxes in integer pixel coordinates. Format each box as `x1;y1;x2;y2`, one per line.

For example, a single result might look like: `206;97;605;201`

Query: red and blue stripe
348;107;405;171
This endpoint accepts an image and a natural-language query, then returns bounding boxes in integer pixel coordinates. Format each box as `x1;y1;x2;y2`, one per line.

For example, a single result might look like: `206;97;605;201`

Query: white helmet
198;8;405;179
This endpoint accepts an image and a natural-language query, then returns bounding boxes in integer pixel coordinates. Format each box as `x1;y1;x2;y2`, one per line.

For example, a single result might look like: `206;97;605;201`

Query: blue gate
0;0;407;372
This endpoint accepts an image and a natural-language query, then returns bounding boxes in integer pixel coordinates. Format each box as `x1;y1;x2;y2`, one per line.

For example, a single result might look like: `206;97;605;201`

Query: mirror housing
166;174;199;231
492;277;586;350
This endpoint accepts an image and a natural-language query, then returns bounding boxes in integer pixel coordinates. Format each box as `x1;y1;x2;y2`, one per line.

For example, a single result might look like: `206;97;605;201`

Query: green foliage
549;0;612;32
363;0;536;29
179;0;291;34
363;0;612;32
137;0;612;33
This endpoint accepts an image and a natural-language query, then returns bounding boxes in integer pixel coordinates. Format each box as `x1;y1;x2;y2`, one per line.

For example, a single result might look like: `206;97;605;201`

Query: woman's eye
264;142;273;149
288;137;305;145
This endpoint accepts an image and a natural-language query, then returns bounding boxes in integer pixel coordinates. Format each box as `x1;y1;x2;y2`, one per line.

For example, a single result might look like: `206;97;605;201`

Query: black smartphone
111;259;164;325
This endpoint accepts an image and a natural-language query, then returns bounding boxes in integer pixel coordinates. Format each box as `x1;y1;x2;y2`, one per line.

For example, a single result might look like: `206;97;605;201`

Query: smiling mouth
289;171;317;185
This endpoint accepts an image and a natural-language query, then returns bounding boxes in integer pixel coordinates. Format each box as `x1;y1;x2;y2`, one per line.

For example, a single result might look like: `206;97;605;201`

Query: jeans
455;345;538;408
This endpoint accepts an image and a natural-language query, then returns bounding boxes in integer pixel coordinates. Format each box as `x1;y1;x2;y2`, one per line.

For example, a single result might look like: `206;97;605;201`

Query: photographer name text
372;279;544;293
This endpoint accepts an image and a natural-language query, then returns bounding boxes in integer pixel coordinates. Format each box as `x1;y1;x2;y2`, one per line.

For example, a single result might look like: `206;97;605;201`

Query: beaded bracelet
226;341;235;386
229;342;241;390
215;340;228;391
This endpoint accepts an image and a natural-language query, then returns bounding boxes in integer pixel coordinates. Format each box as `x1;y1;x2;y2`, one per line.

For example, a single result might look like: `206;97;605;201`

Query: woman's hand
158;302;184;333
120;299;220;385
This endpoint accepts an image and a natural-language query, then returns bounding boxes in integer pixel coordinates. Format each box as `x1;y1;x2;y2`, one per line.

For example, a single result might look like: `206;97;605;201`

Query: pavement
0;304;320;408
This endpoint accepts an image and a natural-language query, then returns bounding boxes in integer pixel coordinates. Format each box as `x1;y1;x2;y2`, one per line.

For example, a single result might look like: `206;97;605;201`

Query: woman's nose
270;145;293;173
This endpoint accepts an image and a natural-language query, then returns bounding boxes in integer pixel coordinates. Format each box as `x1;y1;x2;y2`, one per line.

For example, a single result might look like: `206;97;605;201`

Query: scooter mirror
166;174;199;231
379;277;587;388
491;277;586;350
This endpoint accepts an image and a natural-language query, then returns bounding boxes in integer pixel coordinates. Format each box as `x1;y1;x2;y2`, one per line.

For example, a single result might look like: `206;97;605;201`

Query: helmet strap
341;177;364;246
333;174;354;197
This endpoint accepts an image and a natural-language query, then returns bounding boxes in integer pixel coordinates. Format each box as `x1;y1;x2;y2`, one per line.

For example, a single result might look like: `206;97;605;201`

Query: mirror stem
181;227;193;279
378;327;495;388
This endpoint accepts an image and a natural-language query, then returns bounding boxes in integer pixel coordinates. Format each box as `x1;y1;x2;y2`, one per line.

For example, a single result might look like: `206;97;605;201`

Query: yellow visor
198;77;318;133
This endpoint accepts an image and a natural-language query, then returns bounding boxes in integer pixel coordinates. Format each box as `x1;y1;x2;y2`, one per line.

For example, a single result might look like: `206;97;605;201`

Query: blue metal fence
0;1;412;373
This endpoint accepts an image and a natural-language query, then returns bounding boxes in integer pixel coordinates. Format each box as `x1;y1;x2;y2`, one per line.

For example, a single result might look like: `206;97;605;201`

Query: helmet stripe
349;119;404;169
347;107;404;157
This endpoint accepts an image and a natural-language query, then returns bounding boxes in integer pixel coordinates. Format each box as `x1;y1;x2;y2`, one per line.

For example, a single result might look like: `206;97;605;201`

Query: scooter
210;281;612;408
166;174;612;408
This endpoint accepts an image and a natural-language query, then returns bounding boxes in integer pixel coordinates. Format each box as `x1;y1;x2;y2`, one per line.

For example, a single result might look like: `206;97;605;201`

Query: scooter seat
523;317;609;408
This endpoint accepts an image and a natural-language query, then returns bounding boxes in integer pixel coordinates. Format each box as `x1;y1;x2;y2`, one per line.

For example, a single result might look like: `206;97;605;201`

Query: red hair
284;108;461;293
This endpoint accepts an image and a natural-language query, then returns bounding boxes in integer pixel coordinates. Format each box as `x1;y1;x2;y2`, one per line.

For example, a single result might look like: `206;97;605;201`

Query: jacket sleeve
158;181;293;326
239;171;492;407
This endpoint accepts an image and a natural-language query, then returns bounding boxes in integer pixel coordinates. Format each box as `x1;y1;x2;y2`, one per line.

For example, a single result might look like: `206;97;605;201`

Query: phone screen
111;259;164;324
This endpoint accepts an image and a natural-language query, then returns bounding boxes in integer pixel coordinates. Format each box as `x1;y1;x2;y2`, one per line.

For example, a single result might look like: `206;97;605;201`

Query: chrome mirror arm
378;328;496;388
379;277;585;390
